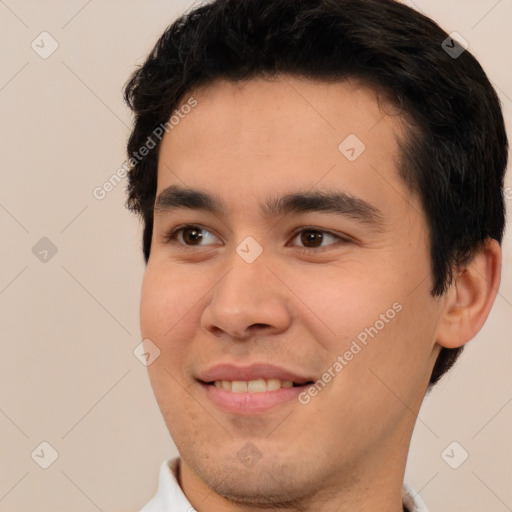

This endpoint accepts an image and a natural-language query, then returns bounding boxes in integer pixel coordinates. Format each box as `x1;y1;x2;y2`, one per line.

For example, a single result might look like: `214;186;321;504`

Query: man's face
140;76;445;504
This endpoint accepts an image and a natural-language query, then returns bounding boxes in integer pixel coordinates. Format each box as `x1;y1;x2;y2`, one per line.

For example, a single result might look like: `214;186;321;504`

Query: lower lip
200;382;308;414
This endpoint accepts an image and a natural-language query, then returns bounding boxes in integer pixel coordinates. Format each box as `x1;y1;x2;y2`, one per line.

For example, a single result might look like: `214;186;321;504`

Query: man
124;0;508;510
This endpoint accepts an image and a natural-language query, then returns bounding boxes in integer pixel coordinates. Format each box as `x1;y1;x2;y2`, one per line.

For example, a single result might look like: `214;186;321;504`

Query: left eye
289;228;340;249
168;226;220;246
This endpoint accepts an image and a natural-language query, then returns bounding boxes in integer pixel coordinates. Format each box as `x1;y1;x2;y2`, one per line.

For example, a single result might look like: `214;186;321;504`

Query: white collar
139;458;429;512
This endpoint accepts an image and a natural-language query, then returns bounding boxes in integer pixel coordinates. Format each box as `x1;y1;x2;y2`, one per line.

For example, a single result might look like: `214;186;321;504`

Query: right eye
163;225;222;247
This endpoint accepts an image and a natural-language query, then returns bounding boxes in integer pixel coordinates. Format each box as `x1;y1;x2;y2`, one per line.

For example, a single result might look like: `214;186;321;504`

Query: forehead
166;75;400;150
156;75;413;218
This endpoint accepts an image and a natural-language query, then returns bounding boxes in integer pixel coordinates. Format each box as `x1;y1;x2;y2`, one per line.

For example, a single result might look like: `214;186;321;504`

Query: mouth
203;378;314;393
197;363;316;414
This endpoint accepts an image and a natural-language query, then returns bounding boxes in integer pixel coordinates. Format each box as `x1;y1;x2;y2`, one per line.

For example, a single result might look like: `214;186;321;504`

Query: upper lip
197;363;314;385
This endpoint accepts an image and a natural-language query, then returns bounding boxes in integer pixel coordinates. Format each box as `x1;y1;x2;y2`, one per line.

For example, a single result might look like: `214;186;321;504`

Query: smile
210;378;306;392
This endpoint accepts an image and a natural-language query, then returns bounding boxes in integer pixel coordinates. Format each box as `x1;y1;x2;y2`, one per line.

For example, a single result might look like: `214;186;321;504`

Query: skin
140;75;501;511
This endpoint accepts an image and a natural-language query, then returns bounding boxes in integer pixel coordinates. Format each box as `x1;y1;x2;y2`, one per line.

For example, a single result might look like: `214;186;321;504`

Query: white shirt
140;458;429;512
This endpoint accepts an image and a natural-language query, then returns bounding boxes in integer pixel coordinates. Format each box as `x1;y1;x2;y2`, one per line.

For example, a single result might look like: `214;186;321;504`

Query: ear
436;238;502;349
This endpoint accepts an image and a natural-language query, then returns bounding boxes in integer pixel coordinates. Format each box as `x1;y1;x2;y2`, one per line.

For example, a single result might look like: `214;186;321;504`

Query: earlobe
436;238;502;349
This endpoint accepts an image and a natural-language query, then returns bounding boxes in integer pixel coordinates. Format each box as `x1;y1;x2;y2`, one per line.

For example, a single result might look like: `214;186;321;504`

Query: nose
200;254;292;340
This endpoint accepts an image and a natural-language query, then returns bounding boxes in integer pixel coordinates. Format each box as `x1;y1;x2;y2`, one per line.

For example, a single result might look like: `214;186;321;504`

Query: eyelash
162;224;350;253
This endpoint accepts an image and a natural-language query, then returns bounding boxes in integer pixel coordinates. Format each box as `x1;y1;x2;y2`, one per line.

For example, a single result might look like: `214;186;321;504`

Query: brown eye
300;230;324;248
181;227;204;245
165;225;220;246
290;228;342;250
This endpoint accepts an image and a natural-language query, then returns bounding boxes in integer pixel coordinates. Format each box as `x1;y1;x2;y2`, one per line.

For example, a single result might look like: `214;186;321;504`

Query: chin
184;447;323;507
204;466;313;508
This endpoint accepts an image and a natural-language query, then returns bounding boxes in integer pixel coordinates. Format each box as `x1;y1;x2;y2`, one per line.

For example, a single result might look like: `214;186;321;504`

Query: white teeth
247;379;266;392
231;381;248;393
266;378;281;391
212;379;295;392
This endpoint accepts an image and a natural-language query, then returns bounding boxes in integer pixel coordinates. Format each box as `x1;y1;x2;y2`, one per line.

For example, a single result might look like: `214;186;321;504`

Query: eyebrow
154;184;384;229
154;185;225;215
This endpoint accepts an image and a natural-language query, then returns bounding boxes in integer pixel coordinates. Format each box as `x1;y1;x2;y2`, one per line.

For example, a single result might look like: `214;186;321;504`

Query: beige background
0;1;510;511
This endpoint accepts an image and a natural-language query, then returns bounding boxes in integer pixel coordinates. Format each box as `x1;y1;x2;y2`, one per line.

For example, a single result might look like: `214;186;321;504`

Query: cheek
286;263;404;350
140;267;168;342
139;262;210;387
140;261;203;342
290;259;440;378
139;263;201;410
